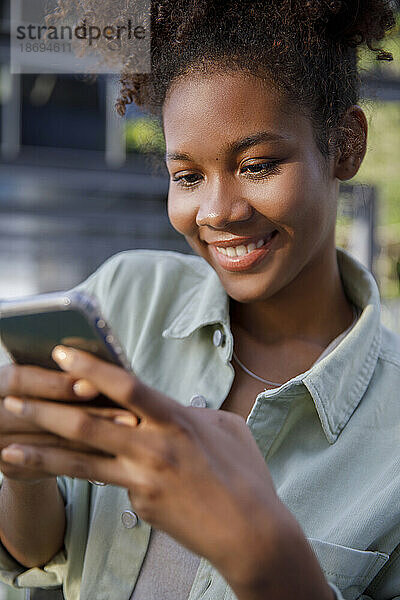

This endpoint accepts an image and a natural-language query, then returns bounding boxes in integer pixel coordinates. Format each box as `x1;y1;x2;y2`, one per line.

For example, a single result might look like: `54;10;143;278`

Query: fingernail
3;396;24;415
52;345;75;369
73;380;98;399
114;414;137;426
1;446;25;464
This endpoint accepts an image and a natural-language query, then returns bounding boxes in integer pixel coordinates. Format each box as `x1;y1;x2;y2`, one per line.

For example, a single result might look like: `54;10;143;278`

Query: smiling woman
0;2;400;600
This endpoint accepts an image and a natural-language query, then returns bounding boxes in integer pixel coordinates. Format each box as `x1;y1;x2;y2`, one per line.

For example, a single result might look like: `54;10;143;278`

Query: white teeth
236;245;247;256
215;235;275;258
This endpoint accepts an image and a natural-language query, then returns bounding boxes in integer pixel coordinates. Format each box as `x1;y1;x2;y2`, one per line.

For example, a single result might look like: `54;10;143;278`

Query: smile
216;233;275;257
209;230;279;272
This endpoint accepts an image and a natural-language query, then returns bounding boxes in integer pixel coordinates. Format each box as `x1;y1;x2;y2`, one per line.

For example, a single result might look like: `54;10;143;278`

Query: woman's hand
0;347;333;600
0;362;130;481
0;362;114;567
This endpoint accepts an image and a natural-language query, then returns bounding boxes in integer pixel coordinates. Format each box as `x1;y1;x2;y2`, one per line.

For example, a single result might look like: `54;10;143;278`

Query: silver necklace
232;304;358;388
232;350;283;387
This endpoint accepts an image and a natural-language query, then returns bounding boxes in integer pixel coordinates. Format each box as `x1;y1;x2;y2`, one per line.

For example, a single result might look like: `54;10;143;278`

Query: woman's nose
195;179;254;229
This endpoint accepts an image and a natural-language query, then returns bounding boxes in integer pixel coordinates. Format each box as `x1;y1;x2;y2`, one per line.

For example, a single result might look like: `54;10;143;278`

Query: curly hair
50;0;396;158
119;0;396;159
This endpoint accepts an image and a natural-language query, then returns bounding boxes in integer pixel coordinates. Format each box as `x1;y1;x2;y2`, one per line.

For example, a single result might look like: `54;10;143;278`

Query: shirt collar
162;248;382;444
301;248;382;444
161;264;230;340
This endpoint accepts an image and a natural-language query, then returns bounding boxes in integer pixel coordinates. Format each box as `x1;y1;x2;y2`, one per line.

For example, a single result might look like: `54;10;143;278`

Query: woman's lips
209;230;279;272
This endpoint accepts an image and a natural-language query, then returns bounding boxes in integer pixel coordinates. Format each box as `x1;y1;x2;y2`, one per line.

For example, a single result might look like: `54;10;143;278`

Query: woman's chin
219;279;277;304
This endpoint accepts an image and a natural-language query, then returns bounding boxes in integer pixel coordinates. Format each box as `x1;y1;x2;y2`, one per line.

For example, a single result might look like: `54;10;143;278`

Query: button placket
212;328;226;348
190;395;208;408
121;510;138;529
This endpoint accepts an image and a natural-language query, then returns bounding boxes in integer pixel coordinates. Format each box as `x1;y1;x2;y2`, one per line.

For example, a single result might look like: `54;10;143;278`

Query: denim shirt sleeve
0;348;66;589
0;252;133;593
0;253;125;591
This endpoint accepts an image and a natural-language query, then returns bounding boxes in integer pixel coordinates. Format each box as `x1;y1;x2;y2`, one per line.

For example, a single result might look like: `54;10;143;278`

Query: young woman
0;2;399;599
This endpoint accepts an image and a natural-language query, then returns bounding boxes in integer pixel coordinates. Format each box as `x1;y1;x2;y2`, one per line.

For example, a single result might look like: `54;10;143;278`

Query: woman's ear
334;105;368;181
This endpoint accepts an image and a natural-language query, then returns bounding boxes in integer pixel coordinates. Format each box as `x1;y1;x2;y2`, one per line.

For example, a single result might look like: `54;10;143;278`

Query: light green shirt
1;247;400;600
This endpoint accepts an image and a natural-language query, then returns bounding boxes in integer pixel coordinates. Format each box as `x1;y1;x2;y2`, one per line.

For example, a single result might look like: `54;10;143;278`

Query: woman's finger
0;363;80;400
3;396;144;457
52;346;183;423
0;459;55;481
0;399;44;432
1;444;125;486
71;379;99;399
2;393;138;424
0;432;112;456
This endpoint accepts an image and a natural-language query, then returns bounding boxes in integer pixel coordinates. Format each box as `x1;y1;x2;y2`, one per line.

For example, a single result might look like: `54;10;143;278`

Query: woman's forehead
163;71;310;154
164;70;286;114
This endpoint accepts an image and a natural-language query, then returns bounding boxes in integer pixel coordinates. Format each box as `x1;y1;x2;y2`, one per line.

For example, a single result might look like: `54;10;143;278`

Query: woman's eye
171;173;202;188
171;161;281;188
240;161;281;179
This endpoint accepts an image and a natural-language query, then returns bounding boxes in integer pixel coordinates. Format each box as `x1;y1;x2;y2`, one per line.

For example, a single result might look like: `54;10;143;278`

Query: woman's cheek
167;194;197;237
261;167;323;231
243;170;299;223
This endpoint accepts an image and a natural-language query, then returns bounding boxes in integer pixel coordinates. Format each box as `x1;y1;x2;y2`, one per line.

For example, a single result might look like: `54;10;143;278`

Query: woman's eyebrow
165;151;192;162
226;131;290;155
165;131;290;163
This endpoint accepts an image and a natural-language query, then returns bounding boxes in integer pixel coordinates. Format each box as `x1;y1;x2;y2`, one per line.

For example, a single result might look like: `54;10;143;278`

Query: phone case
0;290;132;408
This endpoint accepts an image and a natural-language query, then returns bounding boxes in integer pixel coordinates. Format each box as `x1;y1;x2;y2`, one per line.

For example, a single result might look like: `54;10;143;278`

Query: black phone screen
0;308;125;408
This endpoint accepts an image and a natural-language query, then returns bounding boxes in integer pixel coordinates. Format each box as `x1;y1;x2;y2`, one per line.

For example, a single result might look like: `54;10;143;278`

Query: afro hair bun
302;0;395;58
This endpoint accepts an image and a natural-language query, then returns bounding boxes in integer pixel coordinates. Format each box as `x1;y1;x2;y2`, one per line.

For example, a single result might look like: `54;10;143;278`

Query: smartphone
0;290;131;408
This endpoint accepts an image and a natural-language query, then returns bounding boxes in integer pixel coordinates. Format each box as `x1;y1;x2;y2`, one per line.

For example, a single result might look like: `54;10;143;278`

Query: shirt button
213;329;226;348
190;395;207;408
121;510;138;529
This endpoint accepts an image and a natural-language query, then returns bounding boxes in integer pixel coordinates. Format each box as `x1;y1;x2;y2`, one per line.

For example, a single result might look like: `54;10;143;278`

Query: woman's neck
229;245;355;349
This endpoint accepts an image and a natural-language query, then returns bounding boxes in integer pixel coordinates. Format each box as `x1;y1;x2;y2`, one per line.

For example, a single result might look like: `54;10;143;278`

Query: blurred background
0;1;399;598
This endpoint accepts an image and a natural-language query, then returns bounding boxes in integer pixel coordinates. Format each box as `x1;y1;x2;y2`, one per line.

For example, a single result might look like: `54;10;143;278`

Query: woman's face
163;70;339;303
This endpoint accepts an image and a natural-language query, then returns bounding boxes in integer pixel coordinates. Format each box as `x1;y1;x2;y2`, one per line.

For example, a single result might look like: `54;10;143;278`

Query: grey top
130;528;201;600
